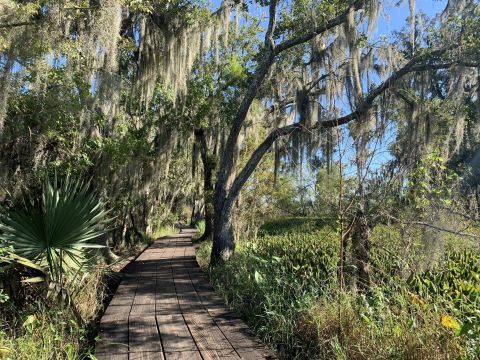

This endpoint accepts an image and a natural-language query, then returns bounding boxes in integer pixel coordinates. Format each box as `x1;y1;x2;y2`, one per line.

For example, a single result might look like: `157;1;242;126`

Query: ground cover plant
198;218;480;359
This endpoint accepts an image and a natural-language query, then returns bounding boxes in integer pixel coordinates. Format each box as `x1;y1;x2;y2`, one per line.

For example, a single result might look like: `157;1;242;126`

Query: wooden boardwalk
95;229;275;360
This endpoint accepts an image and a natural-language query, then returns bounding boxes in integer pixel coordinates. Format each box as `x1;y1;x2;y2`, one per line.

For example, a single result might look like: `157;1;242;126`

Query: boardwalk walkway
95;229;275;360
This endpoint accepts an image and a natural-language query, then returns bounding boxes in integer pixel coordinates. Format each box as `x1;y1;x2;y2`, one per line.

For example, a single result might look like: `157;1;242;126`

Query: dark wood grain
95;230;275;359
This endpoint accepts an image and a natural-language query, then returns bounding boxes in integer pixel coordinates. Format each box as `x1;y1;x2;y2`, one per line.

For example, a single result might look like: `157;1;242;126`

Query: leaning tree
204;0;480;265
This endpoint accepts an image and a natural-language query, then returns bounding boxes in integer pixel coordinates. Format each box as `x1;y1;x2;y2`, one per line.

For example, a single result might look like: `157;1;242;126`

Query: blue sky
211;0;448;37
222;0;450;179
375;0;447;35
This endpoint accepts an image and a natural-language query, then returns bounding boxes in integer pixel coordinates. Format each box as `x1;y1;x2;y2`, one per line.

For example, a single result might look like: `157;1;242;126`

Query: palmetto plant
0;174;110;283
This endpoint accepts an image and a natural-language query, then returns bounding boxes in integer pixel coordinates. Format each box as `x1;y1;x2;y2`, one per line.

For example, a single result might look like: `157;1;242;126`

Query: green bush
0;174;109;283
258;217;327;236
0;175;113;359
195;219;206;235
199;224;339;358
408;250;480;343
0;306;86;360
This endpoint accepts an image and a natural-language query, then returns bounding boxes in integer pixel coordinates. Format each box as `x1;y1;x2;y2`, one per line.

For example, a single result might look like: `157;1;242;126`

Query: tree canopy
0;0;479;264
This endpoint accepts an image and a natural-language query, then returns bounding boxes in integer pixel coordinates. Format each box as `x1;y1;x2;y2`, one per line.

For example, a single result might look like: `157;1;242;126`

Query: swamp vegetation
0;0;480;358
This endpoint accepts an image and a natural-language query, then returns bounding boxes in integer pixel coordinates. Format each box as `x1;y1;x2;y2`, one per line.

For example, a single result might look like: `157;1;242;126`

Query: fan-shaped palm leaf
0;174;110;281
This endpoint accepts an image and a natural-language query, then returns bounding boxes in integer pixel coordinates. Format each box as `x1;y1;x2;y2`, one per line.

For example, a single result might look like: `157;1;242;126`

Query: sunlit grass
197;218;480;359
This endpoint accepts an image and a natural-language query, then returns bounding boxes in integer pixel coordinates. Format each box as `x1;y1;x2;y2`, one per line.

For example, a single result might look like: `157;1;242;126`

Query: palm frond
0;174;111;282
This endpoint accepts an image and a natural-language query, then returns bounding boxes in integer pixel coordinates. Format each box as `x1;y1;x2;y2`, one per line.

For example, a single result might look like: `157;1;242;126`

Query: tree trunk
99;234;119;264
210;202;235;265
195;129;215;242
421;207;444;270
199;184;214;242
198;155;214;241
0;52;13;142
352;210;371;290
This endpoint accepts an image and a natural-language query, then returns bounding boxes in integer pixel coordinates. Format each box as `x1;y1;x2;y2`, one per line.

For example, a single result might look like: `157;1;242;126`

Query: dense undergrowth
197;218;480;359
0;271;106;359
0;225;177;359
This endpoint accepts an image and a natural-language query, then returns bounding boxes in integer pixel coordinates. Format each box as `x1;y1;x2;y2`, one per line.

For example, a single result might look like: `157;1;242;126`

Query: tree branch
225;53;480;207
0;21;39;29
216;1;366;206
274;0;366;55
225;124;301;210
318;58;457;128
194;128;209;172
386;214;480;239
265;0;277;50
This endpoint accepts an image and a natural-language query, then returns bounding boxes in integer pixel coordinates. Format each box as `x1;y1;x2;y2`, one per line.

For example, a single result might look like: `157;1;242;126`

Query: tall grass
197;218;479;359
0;307;85;360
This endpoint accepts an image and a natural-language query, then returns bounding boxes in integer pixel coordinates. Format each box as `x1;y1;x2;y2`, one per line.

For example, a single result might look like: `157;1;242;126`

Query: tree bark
211;201;235;265
99;234;119;264
352;210;371;290
0;50;14;142
195;129;215;242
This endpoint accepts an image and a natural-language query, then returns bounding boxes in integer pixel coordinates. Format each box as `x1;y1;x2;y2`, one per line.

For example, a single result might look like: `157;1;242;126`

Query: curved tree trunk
211;202;235;265
99;234;119;264
207;1;383;266
352;210;371;290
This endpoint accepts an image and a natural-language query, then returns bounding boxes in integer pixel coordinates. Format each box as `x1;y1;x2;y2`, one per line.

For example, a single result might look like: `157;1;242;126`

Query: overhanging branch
217;0;368;202
274;0;366;55
225;54;480;207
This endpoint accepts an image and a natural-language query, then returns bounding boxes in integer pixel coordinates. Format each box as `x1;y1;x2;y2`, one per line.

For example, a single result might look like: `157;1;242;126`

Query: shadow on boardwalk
95;229;276;360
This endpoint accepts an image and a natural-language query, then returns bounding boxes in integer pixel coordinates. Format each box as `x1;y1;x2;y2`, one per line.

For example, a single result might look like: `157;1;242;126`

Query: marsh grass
197;218;479;359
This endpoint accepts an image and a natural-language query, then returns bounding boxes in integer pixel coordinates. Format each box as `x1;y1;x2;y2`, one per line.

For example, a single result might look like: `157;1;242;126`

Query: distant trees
0;1;222;249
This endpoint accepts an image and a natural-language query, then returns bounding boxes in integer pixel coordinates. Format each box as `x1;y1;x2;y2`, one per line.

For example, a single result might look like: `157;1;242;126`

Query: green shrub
0;306;85;360
408;250;480;350
0;175;113;359
0;174;109;283
195;220;206;235
198;225;339;358
258;217;327;236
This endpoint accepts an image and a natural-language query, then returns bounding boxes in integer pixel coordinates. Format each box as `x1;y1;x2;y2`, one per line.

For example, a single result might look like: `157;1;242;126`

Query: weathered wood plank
108;282;137;307
164;351;202;360
96;231;275;359
183;312;234;351
236;347;276;360
200;348;241;359
102;304;131;317
129;352;165;360
129;315;162;353
156;314;197;352
95;328;129;355
131;280;156;315
96;307;130;355
94;353;129;360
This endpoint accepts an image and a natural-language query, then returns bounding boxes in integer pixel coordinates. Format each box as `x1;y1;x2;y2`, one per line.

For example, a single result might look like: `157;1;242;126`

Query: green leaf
254;270;263;284
459;322;475;336
0;173;111;282
22;315;37;327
